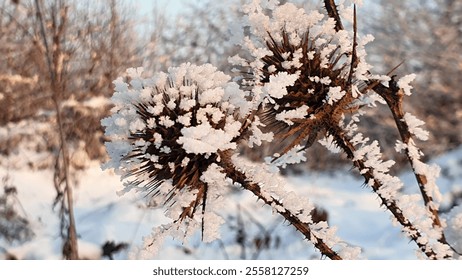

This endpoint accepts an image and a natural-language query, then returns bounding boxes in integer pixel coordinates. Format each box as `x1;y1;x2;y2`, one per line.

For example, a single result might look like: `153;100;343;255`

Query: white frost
262;72;299;99
397;74;417;96
267;145;307;169
403;112;429;141
319;134;341;153
275;105;309;125
325;86;346;105
178;123;237;155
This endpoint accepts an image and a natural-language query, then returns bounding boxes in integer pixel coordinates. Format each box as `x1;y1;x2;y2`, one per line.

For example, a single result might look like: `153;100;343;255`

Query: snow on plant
102;0;458;259
231;0;381;159
229;0;455;259
101;63;248;230
231;154;360;259
403;112;429;141
102;62;350;259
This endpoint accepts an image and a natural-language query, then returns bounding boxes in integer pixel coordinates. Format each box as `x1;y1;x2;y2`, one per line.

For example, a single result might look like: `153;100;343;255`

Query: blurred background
0;0;461;259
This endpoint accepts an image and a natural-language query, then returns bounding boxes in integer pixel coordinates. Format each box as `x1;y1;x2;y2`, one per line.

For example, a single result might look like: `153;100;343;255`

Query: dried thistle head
232;1;375;155
102;64;249;222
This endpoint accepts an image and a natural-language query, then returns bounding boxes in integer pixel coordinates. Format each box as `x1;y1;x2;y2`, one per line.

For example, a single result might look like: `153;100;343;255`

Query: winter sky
127;0;187;16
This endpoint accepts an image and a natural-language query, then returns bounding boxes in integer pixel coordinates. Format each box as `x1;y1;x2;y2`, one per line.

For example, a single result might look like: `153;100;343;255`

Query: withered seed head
257;30;357;154
102;64;248;222
126;89;221;220
232;3;368;156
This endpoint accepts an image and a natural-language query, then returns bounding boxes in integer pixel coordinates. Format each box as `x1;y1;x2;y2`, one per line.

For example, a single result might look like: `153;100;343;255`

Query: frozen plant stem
331;128;444;259
54;93;78;260
218;152;342;260
372;82;448;244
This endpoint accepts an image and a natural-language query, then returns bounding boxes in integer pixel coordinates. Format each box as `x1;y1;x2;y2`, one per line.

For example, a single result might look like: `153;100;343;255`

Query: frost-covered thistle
101;64;249;223
102;63;353;259
231;1;374;155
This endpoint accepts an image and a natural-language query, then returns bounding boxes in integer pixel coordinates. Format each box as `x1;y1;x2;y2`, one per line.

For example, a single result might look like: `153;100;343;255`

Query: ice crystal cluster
102;0;457;259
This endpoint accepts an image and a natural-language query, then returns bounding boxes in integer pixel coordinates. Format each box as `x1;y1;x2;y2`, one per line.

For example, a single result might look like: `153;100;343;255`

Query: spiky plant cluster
102;64;249;222
231;2;373;155
261;32;356;154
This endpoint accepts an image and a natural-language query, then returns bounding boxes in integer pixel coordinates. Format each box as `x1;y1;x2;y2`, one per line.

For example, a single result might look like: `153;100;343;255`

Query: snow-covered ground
1;146;461;260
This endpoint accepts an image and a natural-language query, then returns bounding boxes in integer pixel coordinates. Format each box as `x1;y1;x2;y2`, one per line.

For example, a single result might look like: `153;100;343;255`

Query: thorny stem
372;82;449;247
218;152;343;260
322;0;451;258
323;0;344;32
331;127;449;259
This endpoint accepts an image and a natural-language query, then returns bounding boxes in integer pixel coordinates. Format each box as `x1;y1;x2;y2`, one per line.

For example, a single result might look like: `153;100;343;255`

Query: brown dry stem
372;81;449;246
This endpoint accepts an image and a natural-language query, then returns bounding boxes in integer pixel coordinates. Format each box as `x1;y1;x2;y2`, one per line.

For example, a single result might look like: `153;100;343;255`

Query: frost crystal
267;145;307;169
397;74;417;96
248;116;274;147
178;123;237;155
319;134;341;153
325;86;346;105
403;112;429;141
262;71;299;100
275;105;309;125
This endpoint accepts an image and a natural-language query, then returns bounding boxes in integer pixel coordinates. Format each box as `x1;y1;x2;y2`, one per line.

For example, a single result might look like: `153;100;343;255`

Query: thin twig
347;6;357;85
34;0;78;260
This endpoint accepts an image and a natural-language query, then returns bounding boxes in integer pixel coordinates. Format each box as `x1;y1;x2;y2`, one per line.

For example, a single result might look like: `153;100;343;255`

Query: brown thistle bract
258;30;358;156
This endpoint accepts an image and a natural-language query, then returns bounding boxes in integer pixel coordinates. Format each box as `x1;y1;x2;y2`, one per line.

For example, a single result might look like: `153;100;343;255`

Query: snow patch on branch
178;123;237;156
275;105;309;125
262;71;299;100
265;145;307;170
248;116;274;147
319;134;341;154
397;74;417;96
403;112;429;141
199;164;229;242
325;86;346;105
347;128;450;258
